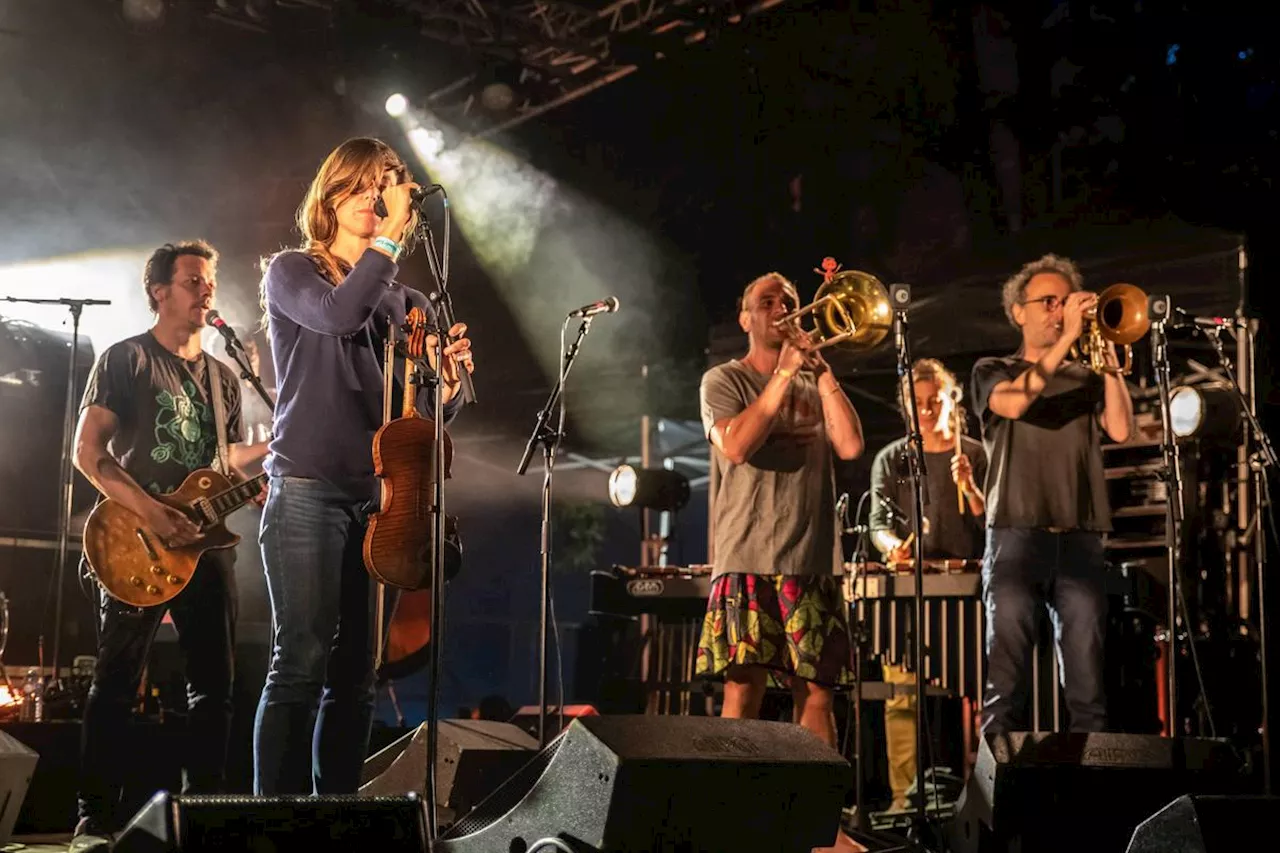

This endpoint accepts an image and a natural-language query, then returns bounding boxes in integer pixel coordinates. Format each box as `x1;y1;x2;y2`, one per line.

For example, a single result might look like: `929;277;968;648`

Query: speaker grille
441;730;567;839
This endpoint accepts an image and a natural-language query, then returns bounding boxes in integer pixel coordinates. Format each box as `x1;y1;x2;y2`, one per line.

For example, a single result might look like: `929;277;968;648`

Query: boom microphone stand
891;288;940;851
414;186;475;840
1;296;110;692
516;314;597;750
1202;320;1277;793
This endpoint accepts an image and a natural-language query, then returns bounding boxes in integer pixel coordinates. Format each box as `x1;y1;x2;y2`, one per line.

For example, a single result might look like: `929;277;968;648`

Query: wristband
774;367;795;379
372;236;401;260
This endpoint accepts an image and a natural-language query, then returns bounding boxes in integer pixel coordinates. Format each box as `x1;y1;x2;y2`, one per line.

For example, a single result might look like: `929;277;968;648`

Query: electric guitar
82;468;267;607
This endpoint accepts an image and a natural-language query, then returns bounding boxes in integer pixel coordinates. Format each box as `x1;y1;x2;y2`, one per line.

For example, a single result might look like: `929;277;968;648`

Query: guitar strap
205;353;229;476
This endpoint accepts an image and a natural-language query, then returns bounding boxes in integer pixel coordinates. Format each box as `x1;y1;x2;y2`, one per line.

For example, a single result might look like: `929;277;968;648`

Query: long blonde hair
900;358;965;439
259;137;417;324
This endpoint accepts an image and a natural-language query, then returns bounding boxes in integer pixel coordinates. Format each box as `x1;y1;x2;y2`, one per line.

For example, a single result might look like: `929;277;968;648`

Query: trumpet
1071;282;1150;375
773;265;893;354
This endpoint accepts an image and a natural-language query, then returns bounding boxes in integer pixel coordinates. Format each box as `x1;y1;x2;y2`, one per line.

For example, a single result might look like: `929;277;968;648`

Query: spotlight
607;465;690;512
385;93;409;117
1169;386;1240;441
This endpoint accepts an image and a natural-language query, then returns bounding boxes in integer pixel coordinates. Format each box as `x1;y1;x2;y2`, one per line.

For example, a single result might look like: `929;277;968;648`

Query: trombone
773;265;893;355
1071;282;1151;375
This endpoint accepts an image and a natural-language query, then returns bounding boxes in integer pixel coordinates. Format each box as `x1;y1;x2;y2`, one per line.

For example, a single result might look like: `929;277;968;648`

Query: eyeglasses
1020;295;1065;311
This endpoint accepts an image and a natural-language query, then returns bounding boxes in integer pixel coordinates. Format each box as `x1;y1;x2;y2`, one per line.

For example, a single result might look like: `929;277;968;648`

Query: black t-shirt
971;355;1111;531
869;436;988;559
80;332;243;496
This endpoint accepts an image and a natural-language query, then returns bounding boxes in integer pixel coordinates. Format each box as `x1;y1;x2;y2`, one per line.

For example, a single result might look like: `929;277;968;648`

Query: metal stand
219;335;274;413
892;296;941;851
414;187;475;840
1150;316;1184;736
843;490;873;833
1204;322;1276;793
1;296;111;691
517;316;595;749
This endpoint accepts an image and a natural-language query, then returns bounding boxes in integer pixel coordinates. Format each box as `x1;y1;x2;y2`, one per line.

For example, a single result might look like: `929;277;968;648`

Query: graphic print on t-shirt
773;385;822;446
150;378;215;471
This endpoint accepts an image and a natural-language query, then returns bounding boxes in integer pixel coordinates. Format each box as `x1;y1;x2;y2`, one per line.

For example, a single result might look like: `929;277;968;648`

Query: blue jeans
254;476;376;794
981;527;1108;734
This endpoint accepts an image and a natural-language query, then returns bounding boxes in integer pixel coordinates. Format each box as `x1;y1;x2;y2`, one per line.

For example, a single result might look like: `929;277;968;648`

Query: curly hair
143;240;217;312
1000;253;1083;327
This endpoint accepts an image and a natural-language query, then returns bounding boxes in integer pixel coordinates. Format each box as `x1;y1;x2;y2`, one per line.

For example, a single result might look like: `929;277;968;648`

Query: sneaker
70;817;114;852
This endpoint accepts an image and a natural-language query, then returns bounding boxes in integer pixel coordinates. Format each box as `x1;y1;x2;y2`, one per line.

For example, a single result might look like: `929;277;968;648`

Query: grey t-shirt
971;355;1112;531
700;360;842;578
869;436;988;560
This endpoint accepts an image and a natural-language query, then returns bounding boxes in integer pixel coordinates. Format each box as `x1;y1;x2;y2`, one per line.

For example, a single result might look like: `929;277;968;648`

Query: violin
363;307;455;590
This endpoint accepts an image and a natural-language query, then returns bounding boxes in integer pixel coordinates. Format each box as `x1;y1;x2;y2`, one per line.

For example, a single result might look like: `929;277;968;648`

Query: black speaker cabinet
434;714;851;853
112;792;429;852
0;728;37;844
1127;794;1280;853
950;731;1248;853
360;719;538;822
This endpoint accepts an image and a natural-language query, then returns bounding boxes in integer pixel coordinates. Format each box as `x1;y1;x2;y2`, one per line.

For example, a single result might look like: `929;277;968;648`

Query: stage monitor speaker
112;791;429;852
1126;794;1279;852
360;719;538;821
950;731;1248;853
434;714;850;853
0;729;37;844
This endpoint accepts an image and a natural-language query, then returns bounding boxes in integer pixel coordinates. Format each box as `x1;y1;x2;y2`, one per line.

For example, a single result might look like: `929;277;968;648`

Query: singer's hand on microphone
374;181;420;244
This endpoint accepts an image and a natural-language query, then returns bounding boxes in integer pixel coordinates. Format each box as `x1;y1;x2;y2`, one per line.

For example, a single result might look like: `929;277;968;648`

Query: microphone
568;296;620;318
205;310;244;350
875;489;910;526
1173;307;1239;330
372;184;444;218
835;492;849;523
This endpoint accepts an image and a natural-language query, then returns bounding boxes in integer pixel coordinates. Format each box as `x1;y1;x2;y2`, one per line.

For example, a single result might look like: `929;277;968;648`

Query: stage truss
388;0;793;138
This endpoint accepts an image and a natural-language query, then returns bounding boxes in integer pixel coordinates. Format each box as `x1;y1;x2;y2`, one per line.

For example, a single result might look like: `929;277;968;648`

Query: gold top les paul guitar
83;468;267;607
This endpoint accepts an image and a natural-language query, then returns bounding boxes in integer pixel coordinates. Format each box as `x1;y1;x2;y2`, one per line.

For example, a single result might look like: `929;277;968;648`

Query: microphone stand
218;334;274;414
1149;316;1184;738
516;315;595;749
893;298;939;852
1;296;110;693
843;489;873;833
414;186;474;841
1203;323;1276;793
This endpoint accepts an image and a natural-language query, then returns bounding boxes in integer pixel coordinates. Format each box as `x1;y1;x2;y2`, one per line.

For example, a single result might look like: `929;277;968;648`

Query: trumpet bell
1074;282;1151;375
778;269;893;353
1096;282;1150;345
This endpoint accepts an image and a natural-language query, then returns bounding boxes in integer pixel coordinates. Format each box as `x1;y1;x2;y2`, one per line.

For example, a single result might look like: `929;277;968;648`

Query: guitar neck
206;473;269;520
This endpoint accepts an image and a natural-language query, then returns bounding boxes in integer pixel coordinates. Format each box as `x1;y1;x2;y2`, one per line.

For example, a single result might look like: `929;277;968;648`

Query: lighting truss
391;0;792;138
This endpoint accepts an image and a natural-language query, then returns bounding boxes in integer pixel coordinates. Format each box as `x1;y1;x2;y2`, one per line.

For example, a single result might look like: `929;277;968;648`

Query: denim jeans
253;476;376;795
78;550;235;827
981;527;1108;734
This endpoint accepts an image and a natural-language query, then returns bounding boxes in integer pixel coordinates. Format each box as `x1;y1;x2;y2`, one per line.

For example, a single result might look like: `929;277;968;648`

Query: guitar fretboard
207;473;269;519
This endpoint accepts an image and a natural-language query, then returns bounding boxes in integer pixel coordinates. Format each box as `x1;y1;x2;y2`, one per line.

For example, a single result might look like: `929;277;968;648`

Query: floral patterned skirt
695;573;854;688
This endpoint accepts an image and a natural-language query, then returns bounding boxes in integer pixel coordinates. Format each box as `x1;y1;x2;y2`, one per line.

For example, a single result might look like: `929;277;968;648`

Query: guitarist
69;239;252;852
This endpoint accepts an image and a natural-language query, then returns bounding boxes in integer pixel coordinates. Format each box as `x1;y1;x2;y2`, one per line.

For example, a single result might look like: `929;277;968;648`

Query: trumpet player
972;253;1134;735
697;271;865;851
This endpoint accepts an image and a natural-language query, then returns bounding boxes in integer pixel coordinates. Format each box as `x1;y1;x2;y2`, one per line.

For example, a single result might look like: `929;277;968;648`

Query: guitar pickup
135;529;159;560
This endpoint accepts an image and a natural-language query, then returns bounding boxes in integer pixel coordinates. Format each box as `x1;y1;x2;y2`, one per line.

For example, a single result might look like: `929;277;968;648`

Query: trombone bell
774;269;893;354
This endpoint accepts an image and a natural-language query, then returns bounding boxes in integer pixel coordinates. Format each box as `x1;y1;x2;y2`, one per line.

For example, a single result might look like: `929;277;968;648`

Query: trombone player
696;270;865;852
971;253;1135;735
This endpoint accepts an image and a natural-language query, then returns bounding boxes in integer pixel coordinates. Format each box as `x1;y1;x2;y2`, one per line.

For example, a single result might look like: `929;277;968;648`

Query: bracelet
820;385;841;399
372;236;401;260
774;367;795;379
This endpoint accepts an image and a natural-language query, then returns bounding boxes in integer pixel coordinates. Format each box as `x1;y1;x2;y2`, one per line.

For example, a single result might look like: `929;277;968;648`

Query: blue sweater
262;248;461;500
